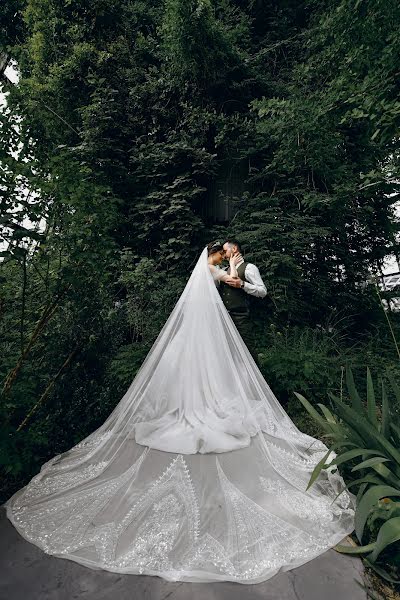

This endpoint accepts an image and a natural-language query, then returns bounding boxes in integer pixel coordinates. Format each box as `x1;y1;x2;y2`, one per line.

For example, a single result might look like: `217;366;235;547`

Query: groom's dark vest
219;261;249;312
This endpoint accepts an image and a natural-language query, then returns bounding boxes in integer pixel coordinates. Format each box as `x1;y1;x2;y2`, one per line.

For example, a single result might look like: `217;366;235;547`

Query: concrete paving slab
0;507;367;600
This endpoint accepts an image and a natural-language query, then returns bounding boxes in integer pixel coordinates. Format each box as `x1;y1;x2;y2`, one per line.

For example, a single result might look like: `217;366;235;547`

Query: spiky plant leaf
305;448;334;491
328;395;400;466
369;516;400;563
293;392;332;432
351;457;391;473
355;485;400;542
347;475;384;489
346;366;363;412
334;542;376;554
366;367;378;428
316;403;336;424
329;448;386;468
381;380;389;439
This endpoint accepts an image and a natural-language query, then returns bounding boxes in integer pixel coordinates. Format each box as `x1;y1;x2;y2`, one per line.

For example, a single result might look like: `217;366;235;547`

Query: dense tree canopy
1;0;400;501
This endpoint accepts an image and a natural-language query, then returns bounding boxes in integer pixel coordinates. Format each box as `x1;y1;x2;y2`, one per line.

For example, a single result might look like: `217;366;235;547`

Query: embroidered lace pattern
7;448;355;583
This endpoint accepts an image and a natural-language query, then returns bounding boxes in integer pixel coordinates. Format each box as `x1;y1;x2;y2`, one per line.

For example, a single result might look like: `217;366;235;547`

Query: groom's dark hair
224;239;243;254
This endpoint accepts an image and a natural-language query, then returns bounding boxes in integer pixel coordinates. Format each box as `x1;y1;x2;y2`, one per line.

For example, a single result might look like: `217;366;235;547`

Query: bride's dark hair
207;241;224;256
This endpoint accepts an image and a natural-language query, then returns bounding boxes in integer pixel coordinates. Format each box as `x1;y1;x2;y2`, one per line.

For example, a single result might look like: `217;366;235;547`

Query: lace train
5;433;355;583
5;247;356;583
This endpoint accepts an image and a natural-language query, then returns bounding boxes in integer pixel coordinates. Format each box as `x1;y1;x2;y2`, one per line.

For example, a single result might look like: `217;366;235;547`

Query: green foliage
258;325;346;406
161;0;243;88
2;13;400;595
224;0;400;322
295;367;400;583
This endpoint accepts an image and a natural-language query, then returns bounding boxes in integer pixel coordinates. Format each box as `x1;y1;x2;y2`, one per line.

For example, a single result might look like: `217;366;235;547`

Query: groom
220;239;267;365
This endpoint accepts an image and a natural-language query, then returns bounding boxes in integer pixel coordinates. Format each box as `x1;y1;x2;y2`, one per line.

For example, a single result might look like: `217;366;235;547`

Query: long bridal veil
5;247;355;584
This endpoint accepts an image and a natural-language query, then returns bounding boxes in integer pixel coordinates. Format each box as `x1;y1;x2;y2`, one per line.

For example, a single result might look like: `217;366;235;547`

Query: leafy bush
296;367;400;585
258;325;349;406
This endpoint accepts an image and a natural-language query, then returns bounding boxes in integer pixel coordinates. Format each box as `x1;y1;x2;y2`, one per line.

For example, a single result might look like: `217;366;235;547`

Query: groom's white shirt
224;258;267;299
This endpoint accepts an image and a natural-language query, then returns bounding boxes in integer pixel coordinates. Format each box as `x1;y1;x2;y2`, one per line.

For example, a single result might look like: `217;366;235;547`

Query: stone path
0;507;367;600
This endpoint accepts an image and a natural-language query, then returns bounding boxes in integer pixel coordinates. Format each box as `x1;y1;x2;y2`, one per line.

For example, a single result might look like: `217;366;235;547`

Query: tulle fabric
5;248;356;584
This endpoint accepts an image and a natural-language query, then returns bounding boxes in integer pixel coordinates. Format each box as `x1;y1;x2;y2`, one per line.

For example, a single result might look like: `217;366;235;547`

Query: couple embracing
207;239;267;365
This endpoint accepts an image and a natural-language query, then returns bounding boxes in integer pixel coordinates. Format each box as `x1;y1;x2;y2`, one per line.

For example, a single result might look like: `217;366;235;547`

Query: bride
5;241;355;584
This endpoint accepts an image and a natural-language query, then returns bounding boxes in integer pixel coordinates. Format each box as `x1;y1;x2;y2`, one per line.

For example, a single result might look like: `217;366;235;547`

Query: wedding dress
5;247;355;584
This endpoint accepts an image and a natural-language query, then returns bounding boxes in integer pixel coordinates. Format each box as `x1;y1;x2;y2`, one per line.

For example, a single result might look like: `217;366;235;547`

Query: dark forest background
1;0;400;510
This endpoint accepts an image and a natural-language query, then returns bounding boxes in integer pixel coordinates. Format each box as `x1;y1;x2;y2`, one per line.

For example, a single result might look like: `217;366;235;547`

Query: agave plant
295;366;400;583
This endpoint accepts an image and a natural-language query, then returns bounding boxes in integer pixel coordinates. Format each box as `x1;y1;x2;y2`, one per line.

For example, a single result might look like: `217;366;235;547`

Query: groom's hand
225;276;242;288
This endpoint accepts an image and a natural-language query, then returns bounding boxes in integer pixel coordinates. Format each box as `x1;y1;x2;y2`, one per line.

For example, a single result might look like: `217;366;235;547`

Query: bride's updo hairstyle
207;240;224;256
